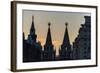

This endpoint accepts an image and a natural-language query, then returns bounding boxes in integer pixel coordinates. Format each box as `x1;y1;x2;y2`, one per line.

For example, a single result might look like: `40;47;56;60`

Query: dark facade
72;16;91;59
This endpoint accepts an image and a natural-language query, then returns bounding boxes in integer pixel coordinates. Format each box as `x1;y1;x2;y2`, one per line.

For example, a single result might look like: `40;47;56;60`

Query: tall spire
43;22;55;61
45;22;53;45
30;16;35;34
62;22;70;46
59;22;71;60
27;16;37;43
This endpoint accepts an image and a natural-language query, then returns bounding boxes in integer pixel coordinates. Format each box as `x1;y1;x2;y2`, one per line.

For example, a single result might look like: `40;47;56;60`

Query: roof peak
30;16;35;34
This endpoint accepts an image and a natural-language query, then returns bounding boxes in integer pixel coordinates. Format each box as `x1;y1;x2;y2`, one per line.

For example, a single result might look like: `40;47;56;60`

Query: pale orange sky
22;10;90;55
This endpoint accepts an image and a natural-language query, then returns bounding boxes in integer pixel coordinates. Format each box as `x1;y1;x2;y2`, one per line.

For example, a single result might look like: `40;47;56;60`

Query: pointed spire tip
48;22;51;27
32;16;34;21
65;22;68;27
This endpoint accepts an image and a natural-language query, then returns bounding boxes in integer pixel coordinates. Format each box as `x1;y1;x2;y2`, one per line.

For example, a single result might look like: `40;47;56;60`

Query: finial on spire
48;22;51;27
65;22;68;27
32;16;34;22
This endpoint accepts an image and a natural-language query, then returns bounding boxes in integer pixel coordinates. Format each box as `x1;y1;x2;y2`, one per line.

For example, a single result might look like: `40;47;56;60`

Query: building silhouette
72;16;91;59
23;16;91;62
23;16;42;62
43;22;56;61
59;23;72;60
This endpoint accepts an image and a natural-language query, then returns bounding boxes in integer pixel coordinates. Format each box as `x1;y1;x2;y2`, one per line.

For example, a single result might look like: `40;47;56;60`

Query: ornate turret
59;22;71;60
43;22;55;61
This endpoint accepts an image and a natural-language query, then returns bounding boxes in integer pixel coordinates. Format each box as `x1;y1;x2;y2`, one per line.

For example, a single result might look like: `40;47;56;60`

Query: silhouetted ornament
48;22;51;27
65;22;68;27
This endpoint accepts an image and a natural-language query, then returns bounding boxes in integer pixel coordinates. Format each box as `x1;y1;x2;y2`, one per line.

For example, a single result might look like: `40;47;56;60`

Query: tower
43;22;55;61
23;16;42;62
27;16;37;44
59;22;71;60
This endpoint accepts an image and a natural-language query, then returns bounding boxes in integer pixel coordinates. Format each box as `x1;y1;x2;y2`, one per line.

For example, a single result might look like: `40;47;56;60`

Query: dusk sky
22;10;90;55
